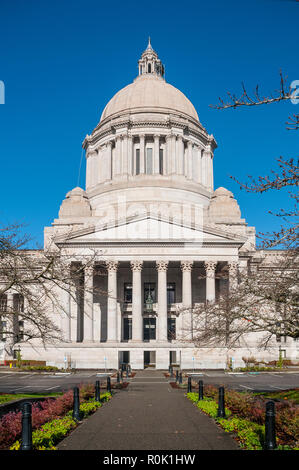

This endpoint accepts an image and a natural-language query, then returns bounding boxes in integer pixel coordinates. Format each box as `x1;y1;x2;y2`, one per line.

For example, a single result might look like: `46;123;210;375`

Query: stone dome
100;74;199;122
208;187;241;221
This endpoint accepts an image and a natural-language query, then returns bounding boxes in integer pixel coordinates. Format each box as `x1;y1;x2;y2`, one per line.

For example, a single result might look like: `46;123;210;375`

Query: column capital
130;260;143;272
156;260;169;272
84;263;94;273
204;261;217;275
180;261;193;272
154;134;160;139
106;260;119;272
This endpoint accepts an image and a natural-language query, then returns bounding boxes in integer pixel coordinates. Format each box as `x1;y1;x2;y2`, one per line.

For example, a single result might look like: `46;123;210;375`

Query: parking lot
0;369;298;394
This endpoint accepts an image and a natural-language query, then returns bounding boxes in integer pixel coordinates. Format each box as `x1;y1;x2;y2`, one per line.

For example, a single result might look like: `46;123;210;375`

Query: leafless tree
0;223;106;356
186;72;299;350
187;251;299;350
211;71;298;249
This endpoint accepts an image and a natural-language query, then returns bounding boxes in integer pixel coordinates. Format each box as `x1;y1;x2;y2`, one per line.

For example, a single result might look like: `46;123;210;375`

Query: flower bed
187;386;299;450
0;384;111;450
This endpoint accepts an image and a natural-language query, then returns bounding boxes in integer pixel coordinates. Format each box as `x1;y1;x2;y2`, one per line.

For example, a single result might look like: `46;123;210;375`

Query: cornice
83;114;210;149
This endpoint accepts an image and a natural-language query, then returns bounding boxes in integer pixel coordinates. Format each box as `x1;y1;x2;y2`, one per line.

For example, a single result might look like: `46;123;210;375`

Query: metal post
107;376;111;393
217;386;226;418
120;369;123;381
179;372;182;384
264;401;277;450
116;372;120;383
198;380;203;400
187;376;192;393
72;387;81;421
95;380;101;401
21;402;32;450
176;370;179;382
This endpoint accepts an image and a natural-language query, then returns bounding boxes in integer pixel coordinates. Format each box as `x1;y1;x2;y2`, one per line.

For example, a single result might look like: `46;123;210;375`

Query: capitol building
10;40;292;370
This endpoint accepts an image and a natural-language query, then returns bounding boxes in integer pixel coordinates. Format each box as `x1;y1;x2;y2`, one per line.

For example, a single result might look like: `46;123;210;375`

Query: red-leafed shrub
0;384;95;449
199;384;299;447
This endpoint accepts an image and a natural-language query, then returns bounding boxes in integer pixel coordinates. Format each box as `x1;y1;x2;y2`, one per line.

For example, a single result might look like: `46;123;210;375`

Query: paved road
57;370;240;451
0;369;298;394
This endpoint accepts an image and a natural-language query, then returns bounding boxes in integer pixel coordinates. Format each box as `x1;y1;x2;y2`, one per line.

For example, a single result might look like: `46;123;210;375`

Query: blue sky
0;0;298;248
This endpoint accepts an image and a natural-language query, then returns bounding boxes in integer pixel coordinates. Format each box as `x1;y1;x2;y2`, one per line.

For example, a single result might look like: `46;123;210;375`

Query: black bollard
198;380;204;401
217;386;226;418
120;369;123;381
21;402;32;450
264;401;277;450
187;376;192;393
73;387;81;421
176;370;179;382
170;366;173;377
116;372;120;383
95;380;101;401
179;372;182;384
107;376;111;393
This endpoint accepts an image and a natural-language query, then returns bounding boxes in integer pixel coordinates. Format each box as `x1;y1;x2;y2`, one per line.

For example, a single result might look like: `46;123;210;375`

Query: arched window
148;63;151;73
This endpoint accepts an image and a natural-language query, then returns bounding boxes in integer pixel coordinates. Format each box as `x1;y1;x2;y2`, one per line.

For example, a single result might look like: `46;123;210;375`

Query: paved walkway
58;370;240;450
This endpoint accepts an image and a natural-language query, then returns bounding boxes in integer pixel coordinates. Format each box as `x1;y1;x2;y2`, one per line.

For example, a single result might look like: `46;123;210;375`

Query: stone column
177;135;184;175
204;261;217;302
170;134;176;175
228;261;238;291
127;135;133;176
106;260;119;342
139;134;145;174
131;260;143;342
181;261;193;339
187;141;193;180
154;134;160;174
6;293;14;354
165;134;171;175
83;265;94;342
122;133;128;178
156;261;168;342
60;272;71;342
85;150;92;188
201;149;207;187
87;150;97;187
115;136;122;177
105;141;112;181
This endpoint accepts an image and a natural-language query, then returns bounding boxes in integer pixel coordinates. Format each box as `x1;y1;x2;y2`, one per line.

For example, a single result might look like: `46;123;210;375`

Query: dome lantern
138;37;165;78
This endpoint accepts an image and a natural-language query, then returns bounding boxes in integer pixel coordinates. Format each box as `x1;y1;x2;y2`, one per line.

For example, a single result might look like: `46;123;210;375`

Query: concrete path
58;370;240;450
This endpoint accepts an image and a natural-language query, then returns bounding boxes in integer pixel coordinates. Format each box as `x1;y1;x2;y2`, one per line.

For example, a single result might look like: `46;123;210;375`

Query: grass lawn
0;392;62;405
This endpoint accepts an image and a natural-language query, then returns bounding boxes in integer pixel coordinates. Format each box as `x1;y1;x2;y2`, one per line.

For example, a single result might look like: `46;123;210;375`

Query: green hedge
187;392;297;450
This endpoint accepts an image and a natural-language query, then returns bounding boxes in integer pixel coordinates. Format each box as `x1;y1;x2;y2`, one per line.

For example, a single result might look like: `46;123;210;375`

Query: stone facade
3;40;298;369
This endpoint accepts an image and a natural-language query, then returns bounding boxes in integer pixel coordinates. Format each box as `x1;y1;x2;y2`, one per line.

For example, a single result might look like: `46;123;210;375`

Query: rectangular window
146;148;153;174
136;149;140;175
143;317;156;341
144;282;156;303
168;318;176;341
0;321;6;342
0;295;7;312
123;318;132;341
159;148;163;174
18;321;24;341
167;283;176;304
124;283;132;303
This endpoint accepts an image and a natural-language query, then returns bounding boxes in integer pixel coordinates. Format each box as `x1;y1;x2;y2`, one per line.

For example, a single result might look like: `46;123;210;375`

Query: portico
65;257;243;347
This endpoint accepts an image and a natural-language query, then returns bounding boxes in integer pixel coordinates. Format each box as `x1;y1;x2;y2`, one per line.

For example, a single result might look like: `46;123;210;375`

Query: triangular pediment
54;213;247;246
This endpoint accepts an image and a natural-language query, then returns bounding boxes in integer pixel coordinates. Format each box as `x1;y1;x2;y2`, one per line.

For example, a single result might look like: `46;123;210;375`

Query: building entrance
119;351;130;370
144;351;156;369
